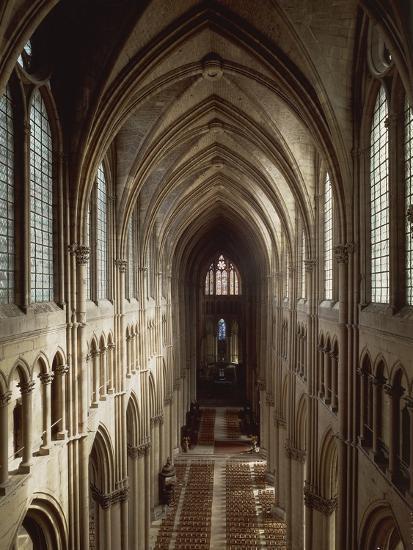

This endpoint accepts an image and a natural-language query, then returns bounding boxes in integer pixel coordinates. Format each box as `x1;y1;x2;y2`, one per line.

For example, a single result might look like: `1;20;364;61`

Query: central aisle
151;408;287;549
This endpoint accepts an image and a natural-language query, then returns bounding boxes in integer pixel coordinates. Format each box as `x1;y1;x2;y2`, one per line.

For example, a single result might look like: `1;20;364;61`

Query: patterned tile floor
150;408;287;549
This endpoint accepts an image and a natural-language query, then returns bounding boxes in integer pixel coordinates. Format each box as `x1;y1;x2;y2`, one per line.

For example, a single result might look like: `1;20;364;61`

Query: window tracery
205;254;240;295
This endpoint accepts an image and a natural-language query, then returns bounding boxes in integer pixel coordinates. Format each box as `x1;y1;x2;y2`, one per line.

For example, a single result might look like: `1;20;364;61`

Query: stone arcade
0;1;412;549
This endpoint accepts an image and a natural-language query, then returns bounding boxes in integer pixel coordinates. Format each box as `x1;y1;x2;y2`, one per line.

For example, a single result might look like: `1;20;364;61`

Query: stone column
18;380;35;472
406;398;413;496
334;244;352;550
103;505;112;549
358;369;366;443
318;345;324;397
39;372;54;454
372;375;385;457
107;343;115;394
144;442;151;549
127;447;139;550
55;365;69;439
384;383;403;482
324;349;331;404
100;347;107;400
136;450;145;549
0;391;11;485
91;350;100;407
330;352;338;412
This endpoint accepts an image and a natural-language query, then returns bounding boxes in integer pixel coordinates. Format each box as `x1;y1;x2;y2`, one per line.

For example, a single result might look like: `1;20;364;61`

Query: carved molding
90;484;128;509
304;485;337;515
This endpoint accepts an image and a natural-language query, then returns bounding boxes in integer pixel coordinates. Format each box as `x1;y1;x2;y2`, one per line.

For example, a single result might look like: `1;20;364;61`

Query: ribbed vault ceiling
26;0;361;279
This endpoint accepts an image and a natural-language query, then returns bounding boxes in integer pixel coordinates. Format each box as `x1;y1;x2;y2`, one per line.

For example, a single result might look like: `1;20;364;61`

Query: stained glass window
370;86;389;303
96;164;107;300
405;99;413;305
0;86;14;304
30;90;53;303
205;254;240;295
324;173;333;300
218;318;226;341
216;269;222;295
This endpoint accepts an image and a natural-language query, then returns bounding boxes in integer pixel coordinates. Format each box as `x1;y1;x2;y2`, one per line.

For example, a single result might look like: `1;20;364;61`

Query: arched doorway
13;497;67;549
360;503;405;549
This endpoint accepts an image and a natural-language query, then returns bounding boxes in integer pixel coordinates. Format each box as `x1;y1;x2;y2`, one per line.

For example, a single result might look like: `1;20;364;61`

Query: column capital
90;484;128;509
114;258;127;273
334;243;355;264
257;379;265;391
384;383;404;398
304;259;317;272
266;393;275;406
18;380;35;395
0;391;12;407
304;484;337;515
39;372;54;385
372;374;386;386
54;364;69;376
74;245;90;265
151;414;164;426
285;439;306;463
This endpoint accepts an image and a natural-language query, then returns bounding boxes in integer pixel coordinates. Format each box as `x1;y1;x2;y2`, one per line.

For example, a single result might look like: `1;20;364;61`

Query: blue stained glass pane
218;318;226;341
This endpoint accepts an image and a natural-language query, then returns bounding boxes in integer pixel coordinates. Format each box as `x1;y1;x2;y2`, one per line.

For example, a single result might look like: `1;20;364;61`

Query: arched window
30;90;53;303
405;98;413;305
0;86;15;304
218;318;226;341
370;85;389;303
96;164;107;300
324;172;333;300
204;254;240;295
